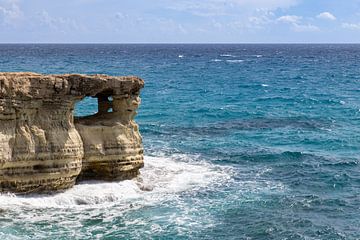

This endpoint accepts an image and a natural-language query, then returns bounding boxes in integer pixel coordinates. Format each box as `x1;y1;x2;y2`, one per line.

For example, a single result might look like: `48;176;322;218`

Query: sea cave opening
74;89;114;118
74;96;99;117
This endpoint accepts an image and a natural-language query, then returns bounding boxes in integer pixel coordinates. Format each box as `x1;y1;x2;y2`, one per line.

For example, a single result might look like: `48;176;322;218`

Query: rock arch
0;72;144;193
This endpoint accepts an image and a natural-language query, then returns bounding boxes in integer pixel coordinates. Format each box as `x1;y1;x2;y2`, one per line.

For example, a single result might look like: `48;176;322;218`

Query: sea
0;44;359;239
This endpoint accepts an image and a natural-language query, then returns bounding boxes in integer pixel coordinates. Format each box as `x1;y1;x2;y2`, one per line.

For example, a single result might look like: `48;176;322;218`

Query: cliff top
0;72;144;99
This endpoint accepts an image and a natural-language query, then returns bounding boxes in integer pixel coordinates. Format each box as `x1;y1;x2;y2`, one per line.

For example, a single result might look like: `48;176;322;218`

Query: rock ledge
0;72;144;193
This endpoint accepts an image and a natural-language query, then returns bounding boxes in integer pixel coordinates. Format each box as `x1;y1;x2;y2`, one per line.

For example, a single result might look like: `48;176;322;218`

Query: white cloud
342;22;360;30
211;0;298;9
247;10;275;29
166;2;226;17
113;12;189;38
212;20;222;29
37;10;83;33
317;12;336;21
166;0;298;17
0;0;23;25
277;15;302;23
292;23;319;32
115;12;129;20
225;10;275;31
277;15;319;32
164;0;300;34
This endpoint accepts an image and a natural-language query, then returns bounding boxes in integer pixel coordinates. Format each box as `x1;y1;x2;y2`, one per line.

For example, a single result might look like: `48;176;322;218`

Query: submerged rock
0;72;144;193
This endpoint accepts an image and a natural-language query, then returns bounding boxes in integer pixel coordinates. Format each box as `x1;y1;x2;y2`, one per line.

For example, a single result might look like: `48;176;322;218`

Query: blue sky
1;0;360;43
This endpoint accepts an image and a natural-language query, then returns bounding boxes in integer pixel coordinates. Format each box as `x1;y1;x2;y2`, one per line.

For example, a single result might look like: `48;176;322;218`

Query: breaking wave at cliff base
0;155;231;209
0;154;234;239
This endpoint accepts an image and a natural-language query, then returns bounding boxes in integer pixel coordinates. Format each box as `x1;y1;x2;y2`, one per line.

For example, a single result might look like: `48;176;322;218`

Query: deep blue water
0;44;360;239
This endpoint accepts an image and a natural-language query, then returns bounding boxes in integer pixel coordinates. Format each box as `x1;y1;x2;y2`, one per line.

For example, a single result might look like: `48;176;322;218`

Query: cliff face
0;72;144;193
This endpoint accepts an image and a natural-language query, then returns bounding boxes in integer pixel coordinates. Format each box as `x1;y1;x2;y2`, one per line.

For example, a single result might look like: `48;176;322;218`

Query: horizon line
0;42;360;45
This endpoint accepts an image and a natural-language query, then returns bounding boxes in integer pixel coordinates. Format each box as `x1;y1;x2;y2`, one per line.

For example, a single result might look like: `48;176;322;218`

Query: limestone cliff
0;72;144;193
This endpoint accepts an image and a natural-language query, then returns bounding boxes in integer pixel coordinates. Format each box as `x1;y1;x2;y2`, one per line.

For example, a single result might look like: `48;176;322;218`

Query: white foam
211;59;222;62
261;84;269;87
220;54;235;57
178;55;184;58
226;59;244;63
0;155;232;210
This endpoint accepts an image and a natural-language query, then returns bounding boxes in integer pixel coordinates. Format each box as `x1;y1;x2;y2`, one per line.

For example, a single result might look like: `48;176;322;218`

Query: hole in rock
96;89;114;114
74;89;115;118
74;97;98;117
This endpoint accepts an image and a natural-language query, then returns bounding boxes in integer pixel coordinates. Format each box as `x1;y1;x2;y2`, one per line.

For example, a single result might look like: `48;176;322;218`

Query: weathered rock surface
0;72;144;193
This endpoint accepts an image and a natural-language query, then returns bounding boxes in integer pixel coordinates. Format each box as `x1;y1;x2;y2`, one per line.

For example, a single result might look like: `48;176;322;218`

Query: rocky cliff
0;72;144;193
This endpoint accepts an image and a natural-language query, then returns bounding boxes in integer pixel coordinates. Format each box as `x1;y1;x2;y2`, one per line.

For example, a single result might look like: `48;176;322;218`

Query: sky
1;0;360;43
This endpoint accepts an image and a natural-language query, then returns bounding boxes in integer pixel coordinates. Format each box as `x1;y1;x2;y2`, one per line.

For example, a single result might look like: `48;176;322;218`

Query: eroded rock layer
0;72;144;193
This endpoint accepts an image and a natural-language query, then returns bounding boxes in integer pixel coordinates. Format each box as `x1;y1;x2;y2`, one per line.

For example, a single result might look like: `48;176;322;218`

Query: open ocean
0;44;360;239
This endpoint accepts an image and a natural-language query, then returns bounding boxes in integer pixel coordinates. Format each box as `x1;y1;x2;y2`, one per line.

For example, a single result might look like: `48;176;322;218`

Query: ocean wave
0;155;232;210
220;54;235;57
226;59;244;63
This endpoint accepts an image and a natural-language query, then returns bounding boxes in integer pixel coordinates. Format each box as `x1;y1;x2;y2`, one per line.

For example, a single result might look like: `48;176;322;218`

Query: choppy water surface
1;44;360;239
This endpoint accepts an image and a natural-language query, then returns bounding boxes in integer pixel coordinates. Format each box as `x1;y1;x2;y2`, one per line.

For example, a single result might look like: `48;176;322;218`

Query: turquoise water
0;44;360;239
